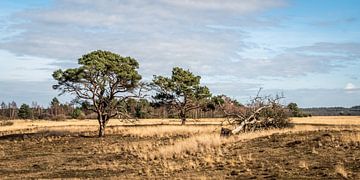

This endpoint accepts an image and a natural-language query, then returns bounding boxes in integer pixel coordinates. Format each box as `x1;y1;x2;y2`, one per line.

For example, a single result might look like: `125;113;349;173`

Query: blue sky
0;0;359;107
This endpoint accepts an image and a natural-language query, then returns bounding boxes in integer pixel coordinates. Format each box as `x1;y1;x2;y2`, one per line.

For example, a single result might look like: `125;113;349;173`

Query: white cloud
0;0;359;107
1;0;358;80
0;0;358;95
160;0;286;13
344;83;357;91
0;80;71;106
265;88;360;107
0;50;58;81
288;42;360;58
0;0;280;79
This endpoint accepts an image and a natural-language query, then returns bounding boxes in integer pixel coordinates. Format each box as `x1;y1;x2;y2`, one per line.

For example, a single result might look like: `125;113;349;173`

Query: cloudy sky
0;0;359;107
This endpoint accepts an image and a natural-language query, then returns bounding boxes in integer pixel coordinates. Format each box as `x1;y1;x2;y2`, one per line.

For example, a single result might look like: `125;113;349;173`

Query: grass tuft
0;121;14;126
335;164;348;179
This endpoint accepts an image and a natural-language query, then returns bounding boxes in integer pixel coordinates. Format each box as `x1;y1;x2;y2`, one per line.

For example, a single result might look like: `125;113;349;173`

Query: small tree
9;101;17;119
0;102;7;119
124;98;151;119
50;97;60;117
287;102;310;117
18;104;32;119
152;67;211;124
72;108;85;119
53;50;142;137
287;102;300;117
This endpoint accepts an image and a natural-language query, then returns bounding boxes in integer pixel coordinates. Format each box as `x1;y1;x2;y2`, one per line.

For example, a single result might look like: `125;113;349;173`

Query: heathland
0;116;359;179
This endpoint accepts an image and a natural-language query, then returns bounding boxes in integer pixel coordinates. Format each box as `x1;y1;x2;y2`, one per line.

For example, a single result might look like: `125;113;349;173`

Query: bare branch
219;89;291;135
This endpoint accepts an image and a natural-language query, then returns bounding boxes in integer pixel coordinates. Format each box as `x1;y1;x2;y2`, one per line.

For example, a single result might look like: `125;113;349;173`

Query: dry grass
335;164;348;179
118;125;218;138
339;132;360;143
1;116;359;161
1;116;359;179
0;118;222;133
1;116;359;134
0;121;14;126
299;160;309;170
291;116;360;125
1;117;358;139
158;133;224;158
156;125;325;158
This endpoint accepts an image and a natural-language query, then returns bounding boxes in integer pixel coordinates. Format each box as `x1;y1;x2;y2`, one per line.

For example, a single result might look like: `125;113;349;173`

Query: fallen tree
218;90;292;135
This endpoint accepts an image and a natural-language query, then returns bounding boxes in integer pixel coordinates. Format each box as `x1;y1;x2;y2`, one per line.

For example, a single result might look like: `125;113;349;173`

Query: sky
0;0;359;108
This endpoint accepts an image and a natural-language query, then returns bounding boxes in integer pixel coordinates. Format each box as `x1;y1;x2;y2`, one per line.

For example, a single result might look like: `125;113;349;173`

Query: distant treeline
1;97;358;120
301;106;360;116
0;97;225;120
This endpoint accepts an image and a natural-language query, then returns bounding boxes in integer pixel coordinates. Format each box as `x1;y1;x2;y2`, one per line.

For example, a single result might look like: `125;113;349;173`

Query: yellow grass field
291;116;360;125
1;116;360;134
0;116;357;137
0;118;222;136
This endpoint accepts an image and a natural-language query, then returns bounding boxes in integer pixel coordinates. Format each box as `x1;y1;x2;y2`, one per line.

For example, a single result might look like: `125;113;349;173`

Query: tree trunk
231;121;246;134
180;110;186;125
97;113;106;137
181;117;186;125
99;122;105;137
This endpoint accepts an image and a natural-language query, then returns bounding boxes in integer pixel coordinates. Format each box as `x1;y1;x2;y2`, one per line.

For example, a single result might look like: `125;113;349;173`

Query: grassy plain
0;116;359;179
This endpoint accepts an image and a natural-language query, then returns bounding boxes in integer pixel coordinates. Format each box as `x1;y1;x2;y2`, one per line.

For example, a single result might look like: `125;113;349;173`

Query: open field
1;116;360;179
292;116;360;126
2;116;360;135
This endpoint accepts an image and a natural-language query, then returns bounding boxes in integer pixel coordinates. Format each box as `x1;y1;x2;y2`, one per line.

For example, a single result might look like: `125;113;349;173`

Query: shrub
0;121;14;126
51;114;67;121
18;104;32;119
72;108;85;119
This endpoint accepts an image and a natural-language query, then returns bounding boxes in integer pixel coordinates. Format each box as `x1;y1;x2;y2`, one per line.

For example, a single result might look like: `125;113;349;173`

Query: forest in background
302;106;360;116
0;97;225;120
1;97;359;121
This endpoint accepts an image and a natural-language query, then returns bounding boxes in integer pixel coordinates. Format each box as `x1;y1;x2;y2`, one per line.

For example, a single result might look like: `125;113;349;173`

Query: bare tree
9;101;17;120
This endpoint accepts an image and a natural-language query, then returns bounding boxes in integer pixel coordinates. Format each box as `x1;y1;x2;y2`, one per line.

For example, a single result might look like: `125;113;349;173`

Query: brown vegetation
0;121;13;127
0;117;360;178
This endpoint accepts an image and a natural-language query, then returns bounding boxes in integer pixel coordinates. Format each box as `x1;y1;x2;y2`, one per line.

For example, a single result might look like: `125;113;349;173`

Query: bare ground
0;124;359;179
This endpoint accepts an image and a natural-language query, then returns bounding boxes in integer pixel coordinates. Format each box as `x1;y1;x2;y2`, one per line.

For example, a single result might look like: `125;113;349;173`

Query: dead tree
219;89;292;135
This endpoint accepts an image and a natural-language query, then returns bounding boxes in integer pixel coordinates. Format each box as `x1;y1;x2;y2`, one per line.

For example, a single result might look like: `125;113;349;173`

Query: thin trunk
97;113;106;137
180;109;186;125
99;122;105;137
181;117;186;125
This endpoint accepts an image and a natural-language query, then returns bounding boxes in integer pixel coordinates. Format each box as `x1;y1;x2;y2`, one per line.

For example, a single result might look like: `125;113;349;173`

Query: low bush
0;121;14;126
51;114;67;121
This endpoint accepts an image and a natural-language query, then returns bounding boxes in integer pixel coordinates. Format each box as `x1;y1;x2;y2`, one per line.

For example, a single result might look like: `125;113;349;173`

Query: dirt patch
0;129;359;179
